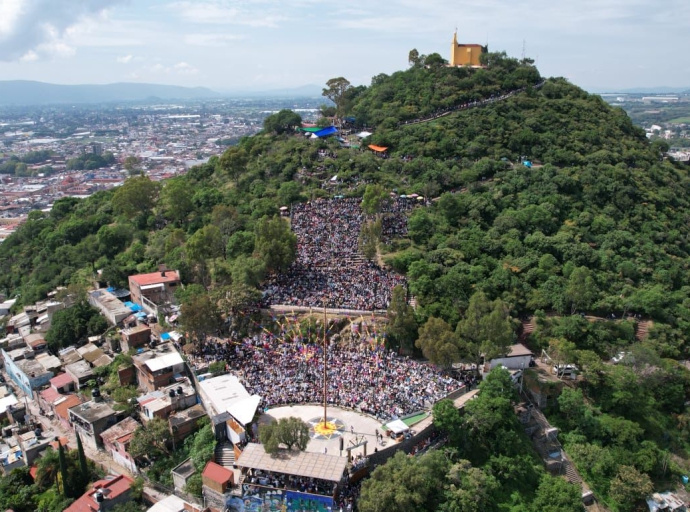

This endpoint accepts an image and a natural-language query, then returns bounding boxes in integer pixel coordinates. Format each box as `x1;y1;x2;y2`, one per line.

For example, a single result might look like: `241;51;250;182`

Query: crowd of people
227;332;463;421
264;197;410;311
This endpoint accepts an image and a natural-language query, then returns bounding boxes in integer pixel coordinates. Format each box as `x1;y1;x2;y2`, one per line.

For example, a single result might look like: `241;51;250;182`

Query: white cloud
116;54;133;64
183;33;244;47
19;50;38;62
0;0;127;61
169;1;287;28
173;61;198;75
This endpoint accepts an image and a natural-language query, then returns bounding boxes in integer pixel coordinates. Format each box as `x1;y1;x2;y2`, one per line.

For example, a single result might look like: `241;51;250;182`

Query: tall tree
361;184;389;215
416;317;460;368
253;215;297;273
76;433;88;484
112;175;159;219
456;291;514;373
565;266;598;314
58;439;69;497
322;77;352;121
386;285;418;353
259;417;310;454
219;145;248;183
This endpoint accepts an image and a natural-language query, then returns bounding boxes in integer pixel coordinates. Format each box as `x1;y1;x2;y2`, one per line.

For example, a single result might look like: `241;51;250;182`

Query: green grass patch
669;117;690;124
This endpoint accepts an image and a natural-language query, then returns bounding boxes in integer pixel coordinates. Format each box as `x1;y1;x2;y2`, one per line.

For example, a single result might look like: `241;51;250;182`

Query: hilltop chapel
449;30;488;67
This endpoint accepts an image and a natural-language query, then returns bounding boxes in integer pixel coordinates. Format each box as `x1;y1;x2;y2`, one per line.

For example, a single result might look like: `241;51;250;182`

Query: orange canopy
368;145;389;152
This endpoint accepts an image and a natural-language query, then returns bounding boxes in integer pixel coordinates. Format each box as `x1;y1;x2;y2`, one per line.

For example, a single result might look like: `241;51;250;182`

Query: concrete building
120;324;151;352
138;379;197;422
487;343;534;371
88;289;132;325
169;404;206;443
172;458;196;492
128;268;181;316
198;374;260;445
65;474;134;512
65;360;94;390
132;343;185;392
100;417;141;474
68;400;118;451
1;348;53;397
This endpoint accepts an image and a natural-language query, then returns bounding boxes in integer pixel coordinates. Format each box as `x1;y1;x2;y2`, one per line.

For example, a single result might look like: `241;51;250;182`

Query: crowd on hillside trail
398;80;546;127
263;197;414;311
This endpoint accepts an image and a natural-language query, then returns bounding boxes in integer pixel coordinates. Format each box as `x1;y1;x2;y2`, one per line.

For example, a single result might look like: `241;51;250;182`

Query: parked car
553;364;578;376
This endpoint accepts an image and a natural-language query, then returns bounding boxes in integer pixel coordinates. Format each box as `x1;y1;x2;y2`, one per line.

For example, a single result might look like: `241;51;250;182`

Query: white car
553;364;578;376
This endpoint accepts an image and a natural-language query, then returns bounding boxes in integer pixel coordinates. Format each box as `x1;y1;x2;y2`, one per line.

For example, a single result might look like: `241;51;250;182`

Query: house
23;333;47;353
50;372;76;393
68;400;118;451
54;394;84;430
100;417;141;474
202;461;234;504
138;379;197;422
120;324;151;352
169;404;206;442
36;352;62;373
198;374;260;444
88;289;132;325
1;348;53;397
65;474;134;512
172;458;196;492
132;343;185;392
59;346;83;365
487;343;534;371
646;492;687;512
128;268;181;316
65;360;94;390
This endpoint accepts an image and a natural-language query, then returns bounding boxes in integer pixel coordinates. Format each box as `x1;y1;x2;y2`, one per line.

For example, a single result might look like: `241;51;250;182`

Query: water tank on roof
95;491;104;503
168;389;176;398
176;386;183;396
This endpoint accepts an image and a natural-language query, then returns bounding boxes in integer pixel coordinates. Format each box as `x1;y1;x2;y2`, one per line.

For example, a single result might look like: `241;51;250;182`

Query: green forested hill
2;52;690;511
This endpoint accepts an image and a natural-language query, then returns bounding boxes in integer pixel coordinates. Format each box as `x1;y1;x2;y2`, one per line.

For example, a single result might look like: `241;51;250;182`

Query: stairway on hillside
214;442;236;468
520;318;535;341
408;296;417;309
636;320;653;341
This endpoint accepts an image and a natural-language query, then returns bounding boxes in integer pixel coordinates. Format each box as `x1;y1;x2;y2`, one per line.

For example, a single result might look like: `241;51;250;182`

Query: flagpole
323;301;328;426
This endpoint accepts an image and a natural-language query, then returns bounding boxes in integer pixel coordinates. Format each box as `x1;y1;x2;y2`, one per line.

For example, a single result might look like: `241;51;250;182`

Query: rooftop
65;360;94;380
69;400;116;423
101;417;141;445
65;474;134;512
236;443;348;483
50;372;75;389
169;404;206;428
199;374;261;424
17;357;50;377
129;270;181;287
506;343;534;358
55;394;84;421
89;289;131;318
172;457;196;479
202;461;233;485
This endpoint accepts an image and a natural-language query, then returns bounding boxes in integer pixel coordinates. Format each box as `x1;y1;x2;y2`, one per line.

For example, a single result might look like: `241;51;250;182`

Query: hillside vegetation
2;51;690;510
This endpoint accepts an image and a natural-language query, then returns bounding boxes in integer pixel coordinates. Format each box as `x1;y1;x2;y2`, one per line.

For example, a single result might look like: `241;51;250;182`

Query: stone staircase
520;318;535;341
636;320;653;341
214;442;235;468
408;296;417;309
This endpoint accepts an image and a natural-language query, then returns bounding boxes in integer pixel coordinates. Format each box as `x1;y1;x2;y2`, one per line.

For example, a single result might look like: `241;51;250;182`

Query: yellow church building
450;31;488;67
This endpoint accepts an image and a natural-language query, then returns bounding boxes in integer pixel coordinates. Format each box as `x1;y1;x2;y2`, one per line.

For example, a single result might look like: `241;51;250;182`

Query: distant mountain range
0;81;326;106
588;86;690;95
0;80;221;105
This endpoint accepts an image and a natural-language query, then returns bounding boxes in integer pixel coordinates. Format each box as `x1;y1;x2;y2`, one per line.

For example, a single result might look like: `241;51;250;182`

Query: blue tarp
135;312;147;319
124;301;142;312
160;332;171;341
106;287;115;292
313;126;338;138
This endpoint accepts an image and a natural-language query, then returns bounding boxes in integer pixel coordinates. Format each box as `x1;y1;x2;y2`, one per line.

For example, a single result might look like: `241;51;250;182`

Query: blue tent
313;126;338;138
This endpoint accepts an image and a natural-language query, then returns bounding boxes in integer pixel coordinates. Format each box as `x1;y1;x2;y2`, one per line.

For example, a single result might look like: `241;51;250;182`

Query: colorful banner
226;487;334;512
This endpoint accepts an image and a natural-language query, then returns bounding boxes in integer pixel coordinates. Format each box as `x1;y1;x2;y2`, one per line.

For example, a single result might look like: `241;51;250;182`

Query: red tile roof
54;394;83;421
29;465;38;480
40;387;61;404
202;461;233;485
50;372;75;389
129;270;180;286
49;437;70;450
65;474;134;512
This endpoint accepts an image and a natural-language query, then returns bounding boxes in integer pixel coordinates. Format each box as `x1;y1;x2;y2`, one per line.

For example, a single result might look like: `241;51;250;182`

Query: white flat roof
147;495;187;512
145;352;184;372
0;394;18;414
199;374;260;424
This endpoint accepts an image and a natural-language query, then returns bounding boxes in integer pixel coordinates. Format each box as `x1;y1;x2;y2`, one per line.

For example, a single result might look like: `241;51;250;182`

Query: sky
0;0;689;92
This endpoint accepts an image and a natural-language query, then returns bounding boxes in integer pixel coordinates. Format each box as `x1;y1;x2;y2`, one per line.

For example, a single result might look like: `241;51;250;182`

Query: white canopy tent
385;419;409;435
